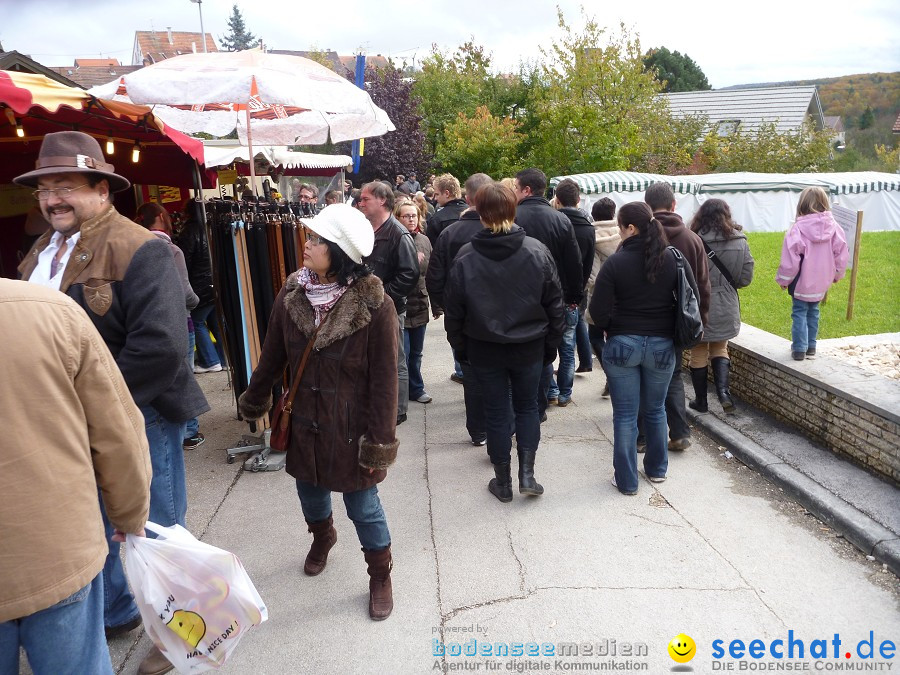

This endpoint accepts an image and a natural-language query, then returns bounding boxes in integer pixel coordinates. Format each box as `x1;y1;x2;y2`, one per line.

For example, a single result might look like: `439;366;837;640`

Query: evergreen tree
220;5;259;52
858;105;875;130
644;47;711;92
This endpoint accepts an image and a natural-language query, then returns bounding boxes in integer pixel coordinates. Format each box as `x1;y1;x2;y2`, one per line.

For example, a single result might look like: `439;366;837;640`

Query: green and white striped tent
549;171;900;231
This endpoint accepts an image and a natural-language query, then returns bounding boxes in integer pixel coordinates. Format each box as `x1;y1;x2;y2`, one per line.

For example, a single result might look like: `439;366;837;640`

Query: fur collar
283;272;386;349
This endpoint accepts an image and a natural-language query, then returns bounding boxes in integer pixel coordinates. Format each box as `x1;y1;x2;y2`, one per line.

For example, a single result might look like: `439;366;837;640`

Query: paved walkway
97;319;898;674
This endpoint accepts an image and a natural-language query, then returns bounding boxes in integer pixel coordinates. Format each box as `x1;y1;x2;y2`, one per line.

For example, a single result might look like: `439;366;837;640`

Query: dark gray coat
697;229;755;342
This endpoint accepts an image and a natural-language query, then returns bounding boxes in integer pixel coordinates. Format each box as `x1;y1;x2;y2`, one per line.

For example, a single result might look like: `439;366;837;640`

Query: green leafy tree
220;5;259;51
435;106;523;180
527;9;663;176
412;39;493;155
643;47;711;92
698;121;834;173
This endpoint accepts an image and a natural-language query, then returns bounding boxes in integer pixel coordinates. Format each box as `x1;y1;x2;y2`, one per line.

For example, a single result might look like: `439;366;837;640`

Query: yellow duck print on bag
167;609;207;648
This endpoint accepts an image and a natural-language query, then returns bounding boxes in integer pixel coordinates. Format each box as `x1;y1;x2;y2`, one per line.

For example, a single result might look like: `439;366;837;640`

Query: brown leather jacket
238;273;399;492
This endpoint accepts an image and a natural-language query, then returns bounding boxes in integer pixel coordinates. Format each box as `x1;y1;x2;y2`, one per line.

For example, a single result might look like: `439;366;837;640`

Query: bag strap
702;240;738;290
282;311;331;416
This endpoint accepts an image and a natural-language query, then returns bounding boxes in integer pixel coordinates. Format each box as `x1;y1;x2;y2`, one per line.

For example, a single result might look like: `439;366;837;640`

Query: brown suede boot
363;546;393;620
304;515;337;576
138;645;174;675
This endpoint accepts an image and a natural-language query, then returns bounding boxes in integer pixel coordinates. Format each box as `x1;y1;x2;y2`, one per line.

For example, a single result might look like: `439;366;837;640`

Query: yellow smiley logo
668;633;696;663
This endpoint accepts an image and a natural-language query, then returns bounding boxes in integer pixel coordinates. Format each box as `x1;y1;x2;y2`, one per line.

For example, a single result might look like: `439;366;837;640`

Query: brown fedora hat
13;131;131;192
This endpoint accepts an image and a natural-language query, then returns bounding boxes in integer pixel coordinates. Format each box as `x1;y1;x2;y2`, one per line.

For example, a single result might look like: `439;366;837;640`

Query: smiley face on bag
167;609;207;647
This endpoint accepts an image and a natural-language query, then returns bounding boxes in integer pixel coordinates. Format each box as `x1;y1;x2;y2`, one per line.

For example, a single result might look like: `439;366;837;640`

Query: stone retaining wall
713;325;900;485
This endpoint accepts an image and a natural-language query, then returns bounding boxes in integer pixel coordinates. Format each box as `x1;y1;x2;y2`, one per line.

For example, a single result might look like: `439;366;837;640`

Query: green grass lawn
740;231;900;339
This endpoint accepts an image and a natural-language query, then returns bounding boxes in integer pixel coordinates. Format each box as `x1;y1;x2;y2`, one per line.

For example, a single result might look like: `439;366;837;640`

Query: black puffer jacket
425;198;467;247
443;225;565;363
363;215;419;315
515;196;584;305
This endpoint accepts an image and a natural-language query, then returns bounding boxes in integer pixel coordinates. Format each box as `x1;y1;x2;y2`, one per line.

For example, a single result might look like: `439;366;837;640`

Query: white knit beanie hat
299;203;374;264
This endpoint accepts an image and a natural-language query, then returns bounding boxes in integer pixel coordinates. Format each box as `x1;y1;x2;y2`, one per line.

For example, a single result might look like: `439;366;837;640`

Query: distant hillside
722;72;899;129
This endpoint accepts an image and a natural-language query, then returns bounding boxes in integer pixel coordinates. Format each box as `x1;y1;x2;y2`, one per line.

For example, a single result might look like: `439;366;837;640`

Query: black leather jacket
176;219;215;307
363;215;419;315
425;198;467;247
515;196;584;306
425;210;483;311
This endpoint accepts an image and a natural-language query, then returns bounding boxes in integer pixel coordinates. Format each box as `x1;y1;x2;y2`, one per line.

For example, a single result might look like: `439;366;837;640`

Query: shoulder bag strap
281;309;333;416
701;240;738;290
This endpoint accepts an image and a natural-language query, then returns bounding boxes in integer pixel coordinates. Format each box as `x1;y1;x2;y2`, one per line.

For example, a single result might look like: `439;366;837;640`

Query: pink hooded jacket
776;211;849;302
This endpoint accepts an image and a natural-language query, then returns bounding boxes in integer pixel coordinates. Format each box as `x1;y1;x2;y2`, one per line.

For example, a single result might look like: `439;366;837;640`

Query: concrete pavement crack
508;528;527;594
423;404;449;671
627;513;685;527
663;492;788;629
196;463;244;542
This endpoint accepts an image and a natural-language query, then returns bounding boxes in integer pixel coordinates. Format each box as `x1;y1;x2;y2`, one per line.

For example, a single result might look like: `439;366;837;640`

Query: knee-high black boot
711;357;735;412
688;366;709;413
518;451;544;496
488;462;513;502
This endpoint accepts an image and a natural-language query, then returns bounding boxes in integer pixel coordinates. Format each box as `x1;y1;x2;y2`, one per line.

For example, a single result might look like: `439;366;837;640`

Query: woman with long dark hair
687;199;754;412
589;202;698;495
238;204;400;620
444;182;564;502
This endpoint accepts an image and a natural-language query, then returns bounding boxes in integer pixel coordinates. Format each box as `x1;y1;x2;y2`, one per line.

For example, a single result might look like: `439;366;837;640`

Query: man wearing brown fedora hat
16;131;209;675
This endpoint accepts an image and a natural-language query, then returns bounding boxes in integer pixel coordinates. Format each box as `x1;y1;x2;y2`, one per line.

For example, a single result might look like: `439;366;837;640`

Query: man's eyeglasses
33;184;90;201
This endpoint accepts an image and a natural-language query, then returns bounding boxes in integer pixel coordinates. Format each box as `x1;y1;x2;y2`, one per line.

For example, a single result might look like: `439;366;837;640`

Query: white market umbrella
90;50;394;194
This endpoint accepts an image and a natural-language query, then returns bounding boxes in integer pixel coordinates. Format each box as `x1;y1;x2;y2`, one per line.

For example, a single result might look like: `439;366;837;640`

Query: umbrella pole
246;106;258;199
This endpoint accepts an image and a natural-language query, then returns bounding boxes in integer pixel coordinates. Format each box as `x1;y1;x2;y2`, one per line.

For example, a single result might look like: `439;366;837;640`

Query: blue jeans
791;298;820;353
602;335;675;493
453;357;464;379
556;307;579;402
295;481;391;550
404;325;427;399
185;325;199;438
191;303;223;368
102;406;187;628
471;360;543;465
0;574;113;675
575;308;592;369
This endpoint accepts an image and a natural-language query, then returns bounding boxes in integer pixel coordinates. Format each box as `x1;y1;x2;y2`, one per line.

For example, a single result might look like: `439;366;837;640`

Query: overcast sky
3;0;898;88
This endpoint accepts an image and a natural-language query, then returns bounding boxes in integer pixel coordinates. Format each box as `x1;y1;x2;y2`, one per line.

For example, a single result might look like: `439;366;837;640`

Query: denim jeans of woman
790;298;820;353
471;360;543;465
575;307;592;369
191;303;223;368
404;325;427;399
0;574;113;675
555;306;579;404
295;481;391;550
602;335;675;493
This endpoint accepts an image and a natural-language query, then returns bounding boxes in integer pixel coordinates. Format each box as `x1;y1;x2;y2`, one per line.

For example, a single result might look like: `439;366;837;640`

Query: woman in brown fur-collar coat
238;204;399;620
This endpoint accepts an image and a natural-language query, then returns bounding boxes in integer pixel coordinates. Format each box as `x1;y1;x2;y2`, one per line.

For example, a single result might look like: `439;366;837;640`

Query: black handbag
670;246;704;351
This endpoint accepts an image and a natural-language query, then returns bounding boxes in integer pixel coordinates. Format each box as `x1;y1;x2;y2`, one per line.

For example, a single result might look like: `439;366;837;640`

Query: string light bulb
106;136;115;154
16;122;25;137
132;142;141;163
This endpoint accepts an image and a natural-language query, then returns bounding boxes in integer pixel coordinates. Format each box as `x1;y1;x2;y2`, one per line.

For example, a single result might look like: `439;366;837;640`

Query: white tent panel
553;171;900;231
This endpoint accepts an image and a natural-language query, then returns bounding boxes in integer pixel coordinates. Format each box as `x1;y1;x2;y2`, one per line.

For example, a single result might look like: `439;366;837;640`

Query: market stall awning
201;141;350;171
0;70;210;187
550;171;701;195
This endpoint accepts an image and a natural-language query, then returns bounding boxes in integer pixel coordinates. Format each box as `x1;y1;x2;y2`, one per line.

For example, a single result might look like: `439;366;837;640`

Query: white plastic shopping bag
125;521;268;672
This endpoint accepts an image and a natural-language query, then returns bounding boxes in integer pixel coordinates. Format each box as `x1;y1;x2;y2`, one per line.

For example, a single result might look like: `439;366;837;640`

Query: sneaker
647;474;667;483
791;352;805;361
611;476;637;495
471;436;487;447
194;363;223;373
557;397;571;407
450;373;464;384
547;396;558;405
576;365;592;373
637;435;646;454
806;347;816;358
413;393;433;404
601;382;610;398
396;413;407;425
668;437;691;451
183;433;205;450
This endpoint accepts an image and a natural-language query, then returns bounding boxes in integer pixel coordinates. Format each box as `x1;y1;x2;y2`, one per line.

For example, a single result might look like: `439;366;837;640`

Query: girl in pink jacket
776;187;849;361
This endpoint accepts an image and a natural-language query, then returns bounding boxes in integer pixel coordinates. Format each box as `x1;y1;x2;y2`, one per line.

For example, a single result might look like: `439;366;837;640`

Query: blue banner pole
351;54;366;174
